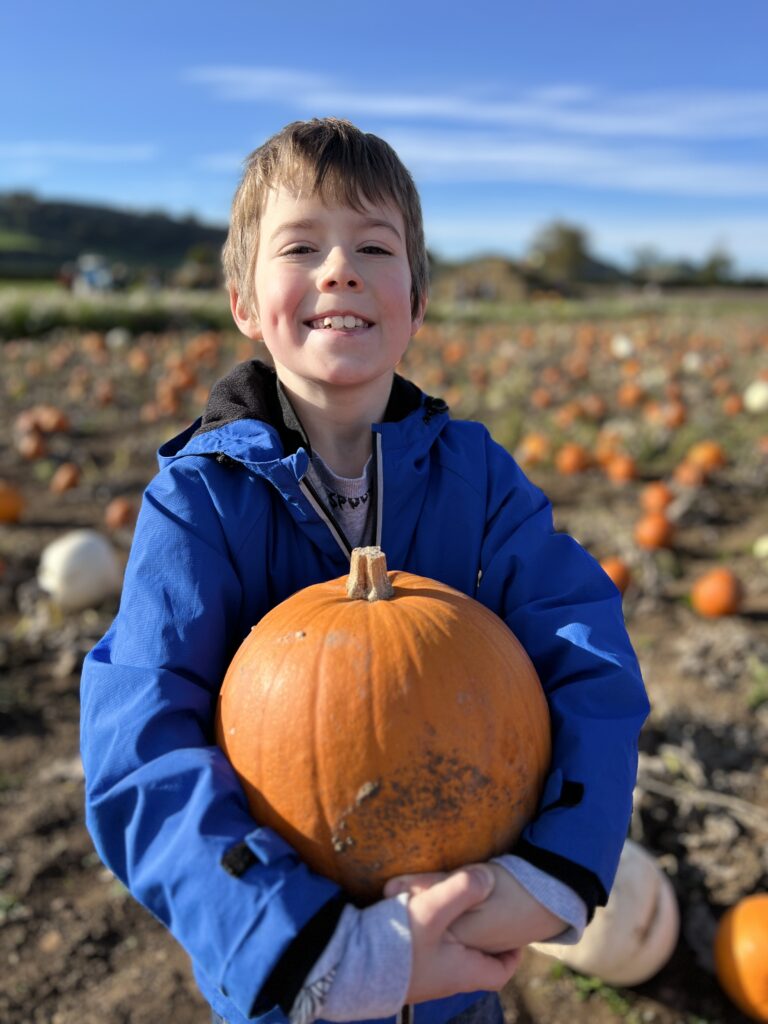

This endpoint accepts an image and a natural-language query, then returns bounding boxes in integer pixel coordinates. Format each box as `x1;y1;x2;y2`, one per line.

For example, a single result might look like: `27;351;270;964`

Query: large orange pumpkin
714;893;768;1022
216;547;551;904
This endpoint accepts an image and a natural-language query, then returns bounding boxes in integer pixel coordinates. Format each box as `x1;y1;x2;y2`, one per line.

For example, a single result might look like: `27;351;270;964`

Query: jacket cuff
511;839;606;921
250;892;348;1016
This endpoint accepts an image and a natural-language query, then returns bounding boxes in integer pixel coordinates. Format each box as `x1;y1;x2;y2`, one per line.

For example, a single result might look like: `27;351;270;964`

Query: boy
80;118;649;1024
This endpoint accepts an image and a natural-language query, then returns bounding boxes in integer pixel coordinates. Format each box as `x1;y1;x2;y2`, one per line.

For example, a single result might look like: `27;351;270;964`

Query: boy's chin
273;356;393;393
314;366;395;390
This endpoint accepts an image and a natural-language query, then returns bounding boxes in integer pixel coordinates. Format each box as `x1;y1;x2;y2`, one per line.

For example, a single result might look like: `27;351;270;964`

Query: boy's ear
230;287;261;340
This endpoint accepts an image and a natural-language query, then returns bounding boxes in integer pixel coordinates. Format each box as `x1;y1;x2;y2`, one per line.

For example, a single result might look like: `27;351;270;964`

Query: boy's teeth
311;315;367;329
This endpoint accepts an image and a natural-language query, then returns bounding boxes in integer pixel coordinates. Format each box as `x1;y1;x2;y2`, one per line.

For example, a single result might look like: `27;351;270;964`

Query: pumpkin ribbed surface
215;550;551;903
714;893;768;1022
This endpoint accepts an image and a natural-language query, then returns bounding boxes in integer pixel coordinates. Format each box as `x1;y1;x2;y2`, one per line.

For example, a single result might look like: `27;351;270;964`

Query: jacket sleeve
80;459;346;1019
476;432;650;915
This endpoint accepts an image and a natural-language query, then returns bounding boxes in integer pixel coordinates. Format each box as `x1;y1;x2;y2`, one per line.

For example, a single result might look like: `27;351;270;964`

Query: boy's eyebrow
359;216;403;241
269;216;403;243
270;219;318;241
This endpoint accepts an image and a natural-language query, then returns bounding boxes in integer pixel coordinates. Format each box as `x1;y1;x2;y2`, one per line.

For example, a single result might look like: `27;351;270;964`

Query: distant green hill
0;192;227;279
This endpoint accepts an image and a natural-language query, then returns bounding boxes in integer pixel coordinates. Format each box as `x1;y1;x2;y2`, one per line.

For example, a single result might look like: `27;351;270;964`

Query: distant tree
697;247;733;286
527;221;591;284
185;242;219;266
631;245;664;282
2;191;38;231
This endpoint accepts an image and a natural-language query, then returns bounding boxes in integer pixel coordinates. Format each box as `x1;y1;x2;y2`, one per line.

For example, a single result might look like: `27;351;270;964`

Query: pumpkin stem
346;546;394;602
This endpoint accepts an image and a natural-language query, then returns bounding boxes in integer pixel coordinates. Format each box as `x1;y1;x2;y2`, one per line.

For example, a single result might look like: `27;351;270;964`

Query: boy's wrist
491;855;587;943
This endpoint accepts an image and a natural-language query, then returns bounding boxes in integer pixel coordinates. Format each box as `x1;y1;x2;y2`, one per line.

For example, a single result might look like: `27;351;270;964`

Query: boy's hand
388;866;522;1004
385;863;566;955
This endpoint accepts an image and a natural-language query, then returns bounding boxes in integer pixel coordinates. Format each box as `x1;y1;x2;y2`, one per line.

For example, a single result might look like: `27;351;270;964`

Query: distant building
429;256;564;305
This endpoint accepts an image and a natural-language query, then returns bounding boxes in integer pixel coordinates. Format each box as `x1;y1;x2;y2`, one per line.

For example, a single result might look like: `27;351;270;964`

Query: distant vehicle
72;253;114;294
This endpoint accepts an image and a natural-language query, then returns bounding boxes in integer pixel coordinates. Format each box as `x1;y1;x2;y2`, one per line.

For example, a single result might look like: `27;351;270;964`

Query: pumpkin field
1;291;767;1024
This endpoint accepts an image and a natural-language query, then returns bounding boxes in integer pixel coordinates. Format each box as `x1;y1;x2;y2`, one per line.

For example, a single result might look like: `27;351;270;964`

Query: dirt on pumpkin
1;308;767;1024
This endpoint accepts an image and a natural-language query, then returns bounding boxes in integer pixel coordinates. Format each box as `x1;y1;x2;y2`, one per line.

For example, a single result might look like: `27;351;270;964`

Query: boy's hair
223;117;428;318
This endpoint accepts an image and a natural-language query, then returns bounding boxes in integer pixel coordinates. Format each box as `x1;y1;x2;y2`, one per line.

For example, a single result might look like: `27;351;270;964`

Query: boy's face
233;187;425;396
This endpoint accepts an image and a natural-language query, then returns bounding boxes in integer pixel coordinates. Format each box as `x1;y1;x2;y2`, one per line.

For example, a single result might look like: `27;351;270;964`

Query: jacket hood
157;359;449;475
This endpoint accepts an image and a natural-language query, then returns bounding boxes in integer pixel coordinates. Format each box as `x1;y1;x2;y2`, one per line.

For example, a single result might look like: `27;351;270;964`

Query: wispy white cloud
188;65;768;140
0;142;157;162
196;132;768;199
197;151;248;173
185;67;328;100
389;131;768;198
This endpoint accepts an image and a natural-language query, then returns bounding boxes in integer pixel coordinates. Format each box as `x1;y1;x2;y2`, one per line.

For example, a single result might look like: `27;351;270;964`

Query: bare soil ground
1;318;766;1024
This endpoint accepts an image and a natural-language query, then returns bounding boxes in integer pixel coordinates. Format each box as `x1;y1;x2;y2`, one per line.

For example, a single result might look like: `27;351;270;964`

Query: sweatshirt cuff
292;895;412;1023
493;854;587;945
511;838;606;920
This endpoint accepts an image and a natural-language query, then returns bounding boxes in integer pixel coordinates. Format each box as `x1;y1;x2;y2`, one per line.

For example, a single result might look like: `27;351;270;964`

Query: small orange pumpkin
673;460;706;488
640;481;674;514
0;480;24;523
104;496;137;530
604;453;638;485
600;557;632;596
691;568;743;618
50;462;81;494
616;381;645;409
516;432;551;467
722;394;743;416
15;429;47;461
216;547;551;903
634;512;675;551
714;893;768;1022
686;440;727;473
555;442;591;475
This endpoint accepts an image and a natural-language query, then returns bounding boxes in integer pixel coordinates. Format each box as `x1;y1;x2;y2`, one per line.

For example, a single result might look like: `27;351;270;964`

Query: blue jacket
80;360;649;1024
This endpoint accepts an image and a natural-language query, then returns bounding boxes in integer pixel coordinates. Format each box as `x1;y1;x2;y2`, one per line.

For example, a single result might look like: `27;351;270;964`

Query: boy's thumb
467;865;495;898
418;864;495;932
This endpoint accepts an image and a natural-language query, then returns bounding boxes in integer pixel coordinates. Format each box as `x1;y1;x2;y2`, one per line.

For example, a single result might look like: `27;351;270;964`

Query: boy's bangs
277;155;398;215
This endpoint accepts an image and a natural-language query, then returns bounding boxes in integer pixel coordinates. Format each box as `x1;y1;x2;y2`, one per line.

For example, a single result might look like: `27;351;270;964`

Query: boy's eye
360;245;391;255
282;245;315;256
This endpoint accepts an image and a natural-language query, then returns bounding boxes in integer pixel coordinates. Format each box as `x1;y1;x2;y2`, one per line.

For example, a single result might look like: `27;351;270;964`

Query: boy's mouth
305;315;372;330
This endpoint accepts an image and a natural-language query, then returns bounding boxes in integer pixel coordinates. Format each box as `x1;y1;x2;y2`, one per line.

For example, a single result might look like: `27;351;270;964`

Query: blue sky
2;1;767;273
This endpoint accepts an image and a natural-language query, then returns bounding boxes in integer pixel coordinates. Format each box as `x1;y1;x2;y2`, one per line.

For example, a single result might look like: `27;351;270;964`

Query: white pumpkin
531;839;679;986
38;529;122;613
743;379;768;415
610;334;634;359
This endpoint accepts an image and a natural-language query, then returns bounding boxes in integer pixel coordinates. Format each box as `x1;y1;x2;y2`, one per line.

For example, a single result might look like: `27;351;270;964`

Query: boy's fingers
411;866;495;933
472;947;523;990
494;948;523;973
384;872;447;898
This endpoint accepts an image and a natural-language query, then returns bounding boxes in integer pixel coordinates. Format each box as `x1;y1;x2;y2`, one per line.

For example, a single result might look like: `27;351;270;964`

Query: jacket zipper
297;431;384;561
372;431;383;547
298;477;353;561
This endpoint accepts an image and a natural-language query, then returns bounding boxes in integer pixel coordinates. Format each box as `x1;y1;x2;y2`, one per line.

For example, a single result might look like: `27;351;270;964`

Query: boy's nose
318;249;362;290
